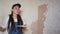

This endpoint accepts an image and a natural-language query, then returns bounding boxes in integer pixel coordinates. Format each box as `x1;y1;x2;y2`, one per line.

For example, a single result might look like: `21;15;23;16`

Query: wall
43;0;60;34
0;0;39;34
0;0;60;34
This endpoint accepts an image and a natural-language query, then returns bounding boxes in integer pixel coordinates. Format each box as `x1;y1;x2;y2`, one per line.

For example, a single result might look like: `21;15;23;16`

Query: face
12;6;21;15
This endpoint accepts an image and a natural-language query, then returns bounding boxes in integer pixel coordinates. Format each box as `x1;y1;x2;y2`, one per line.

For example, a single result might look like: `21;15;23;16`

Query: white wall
0;0;39;34
0;0;60;34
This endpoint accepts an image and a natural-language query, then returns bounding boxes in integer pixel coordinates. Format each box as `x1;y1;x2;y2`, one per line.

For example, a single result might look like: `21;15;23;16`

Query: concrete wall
43;0;60;34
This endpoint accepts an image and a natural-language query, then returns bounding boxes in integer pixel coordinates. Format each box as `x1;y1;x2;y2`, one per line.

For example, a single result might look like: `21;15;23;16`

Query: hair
7;3;23;32
12;3;21;9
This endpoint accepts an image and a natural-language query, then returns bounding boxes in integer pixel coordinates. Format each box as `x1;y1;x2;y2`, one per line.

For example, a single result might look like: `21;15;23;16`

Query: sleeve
21;16;27;25
2;16;9;28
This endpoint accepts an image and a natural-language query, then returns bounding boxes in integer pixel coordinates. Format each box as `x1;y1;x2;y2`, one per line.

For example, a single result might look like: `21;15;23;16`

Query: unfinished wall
0;0;60;34
43;0;60;34
31;4;47;34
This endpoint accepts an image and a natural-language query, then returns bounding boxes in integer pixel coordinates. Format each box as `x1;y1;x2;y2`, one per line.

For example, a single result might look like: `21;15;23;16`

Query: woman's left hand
22;24;27;31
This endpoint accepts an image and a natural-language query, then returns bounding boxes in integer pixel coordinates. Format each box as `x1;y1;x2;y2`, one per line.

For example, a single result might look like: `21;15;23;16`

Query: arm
21;16;28;32
0;16;9;32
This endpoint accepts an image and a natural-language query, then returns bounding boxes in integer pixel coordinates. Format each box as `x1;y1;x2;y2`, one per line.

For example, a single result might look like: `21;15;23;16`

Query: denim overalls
8;22;23;34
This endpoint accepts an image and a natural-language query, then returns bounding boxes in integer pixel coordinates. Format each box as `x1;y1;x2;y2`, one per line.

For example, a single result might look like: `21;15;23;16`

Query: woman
0;3;27;34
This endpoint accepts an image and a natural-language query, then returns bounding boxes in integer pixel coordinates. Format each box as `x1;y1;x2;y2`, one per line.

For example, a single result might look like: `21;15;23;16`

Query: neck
13;14;17;19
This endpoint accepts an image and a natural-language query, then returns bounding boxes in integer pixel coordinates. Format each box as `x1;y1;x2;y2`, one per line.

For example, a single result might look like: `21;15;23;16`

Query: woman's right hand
0;27;6;32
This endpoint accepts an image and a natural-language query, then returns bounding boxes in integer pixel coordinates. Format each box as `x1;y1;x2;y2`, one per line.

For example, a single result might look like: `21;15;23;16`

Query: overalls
8;22;23;34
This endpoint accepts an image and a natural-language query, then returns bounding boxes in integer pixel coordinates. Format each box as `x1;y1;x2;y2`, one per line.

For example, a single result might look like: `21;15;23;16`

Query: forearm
22;24;27;31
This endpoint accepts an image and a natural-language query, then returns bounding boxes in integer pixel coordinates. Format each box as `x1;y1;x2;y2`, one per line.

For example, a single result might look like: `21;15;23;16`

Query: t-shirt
2;16;26;28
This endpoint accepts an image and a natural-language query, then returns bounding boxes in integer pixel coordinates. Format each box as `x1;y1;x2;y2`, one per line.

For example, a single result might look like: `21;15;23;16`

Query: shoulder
5;15;9;19
4;15;10;22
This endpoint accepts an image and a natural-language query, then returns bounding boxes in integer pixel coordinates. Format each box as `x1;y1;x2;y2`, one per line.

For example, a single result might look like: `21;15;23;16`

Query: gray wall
43;0;60;34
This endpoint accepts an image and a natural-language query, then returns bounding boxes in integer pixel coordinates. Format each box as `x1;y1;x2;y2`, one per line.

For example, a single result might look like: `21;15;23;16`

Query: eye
13;6;20;10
